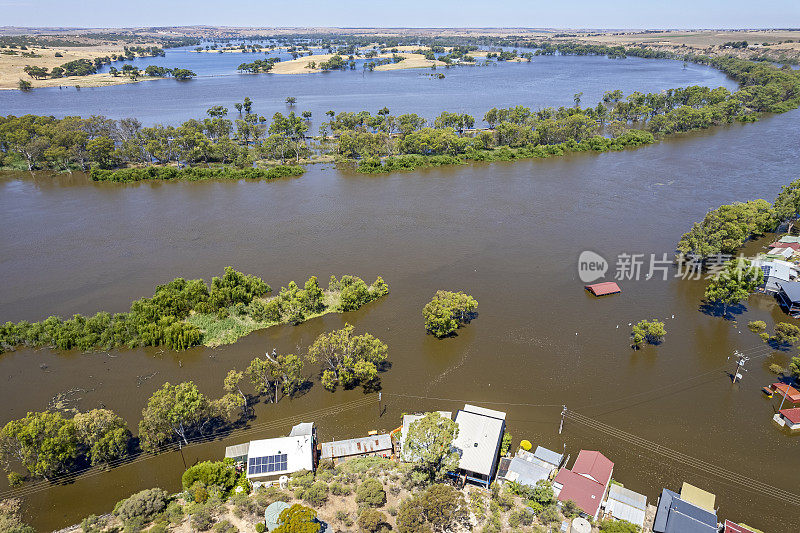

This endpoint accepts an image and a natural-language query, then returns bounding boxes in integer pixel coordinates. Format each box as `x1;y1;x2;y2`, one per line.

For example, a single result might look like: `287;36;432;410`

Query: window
247;453;288;475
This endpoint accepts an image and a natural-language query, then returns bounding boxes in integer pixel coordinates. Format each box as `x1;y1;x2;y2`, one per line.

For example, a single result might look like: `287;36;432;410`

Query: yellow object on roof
680;482;716;511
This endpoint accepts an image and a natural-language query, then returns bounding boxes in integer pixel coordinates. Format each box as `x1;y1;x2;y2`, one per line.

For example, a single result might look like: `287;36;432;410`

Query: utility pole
732;351;749;383
377;392;382;418
559;405;567;435
178;441;187;469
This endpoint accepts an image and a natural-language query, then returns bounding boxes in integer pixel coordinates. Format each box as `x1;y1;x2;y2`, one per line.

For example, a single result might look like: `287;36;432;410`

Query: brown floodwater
1;111;800;531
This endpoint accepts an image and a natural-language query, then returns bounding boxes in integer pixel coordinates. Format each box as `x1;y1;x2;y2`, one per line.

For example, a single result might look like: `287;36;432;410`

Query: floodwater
1;55;799;532
0;50;737;126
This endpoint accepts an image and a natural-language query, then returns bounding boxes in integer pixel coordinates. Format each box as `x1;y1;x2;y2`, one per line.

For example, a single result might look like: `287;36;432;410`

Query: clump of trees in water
0;269;388;354
677;178;800;259
422;290;478;338
630;319;667;349
90;165;304;182
0;99;309;177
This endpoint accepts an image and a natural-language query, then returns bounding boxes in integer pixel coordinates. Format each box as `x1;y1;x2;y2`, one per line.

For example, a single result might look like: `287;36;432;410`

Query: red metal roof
771;242;800;250
723;520;760;533
571;450;614;486
779;407;800;424
585;282;621;296
553;468;605;517
771;383;800;403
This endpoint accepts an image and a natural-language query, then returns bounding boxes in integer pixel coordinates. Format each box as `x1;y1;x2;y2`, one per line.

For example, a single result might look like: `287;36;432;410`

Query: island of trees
0;268;389;353
1;55;798;180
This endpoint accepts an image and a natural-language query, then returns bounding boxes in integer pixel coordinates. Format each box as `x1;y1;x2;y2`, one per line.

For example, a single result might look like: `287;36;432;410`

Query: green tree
357;508;387;532
138;381;214;452
0;411;81;479
422;290;478;338
113;488;168;530
181;460;238;493
285;96;297;106
404;412;459;485
630;319;667;349
274;503;321;533
17;79;32;91
246;351;305;402
72;409;131;466
773;322;800;346
703;259;763;317
790;356;800;380
306;324;388;391
599;518;641;532
86;136;118;169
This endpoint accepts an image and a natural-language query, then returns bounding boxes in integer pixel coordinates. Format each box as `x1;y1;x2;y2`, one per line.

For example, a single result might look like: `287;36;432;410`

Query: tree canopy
422;290;478;338
404;412;460;485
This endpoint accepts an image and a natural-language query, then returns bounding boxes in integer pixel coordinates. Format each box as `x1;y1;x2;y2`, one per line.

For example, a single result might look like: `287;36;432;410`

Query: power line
0;395;375;501
565;410;800;505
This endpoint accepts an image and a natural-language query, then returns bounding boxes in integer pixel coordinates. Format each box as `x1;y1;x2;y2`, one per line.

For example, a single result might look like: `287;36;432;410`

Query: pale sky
1;0;798;29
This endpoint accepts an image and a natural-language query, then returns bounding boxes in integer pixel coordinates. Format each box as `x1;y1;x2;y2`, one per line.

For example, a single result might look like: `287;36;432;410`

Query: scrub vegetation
0;269;389;354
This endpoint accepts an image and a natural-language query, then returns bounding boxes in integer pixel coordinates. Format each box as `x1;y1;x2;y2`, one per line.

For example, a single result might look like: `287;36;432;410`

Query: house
770;241;800;251
773;407;800;431
722;520;761;533
497;446;564;488
585;282;621;296
451;404;506;487
769;382;800;407
552;450;614;520
751;259;799;293
653;488;718;533
764;247;795;261
230;422;316;484
777;282;800;316
320;434;393;464
602;484;647;529
399;411;452;461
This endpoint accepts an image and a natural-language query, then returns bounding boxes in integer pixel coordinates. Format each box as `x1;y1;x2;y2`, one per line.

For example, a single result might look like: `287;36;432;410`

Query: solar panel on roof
247;453;287;475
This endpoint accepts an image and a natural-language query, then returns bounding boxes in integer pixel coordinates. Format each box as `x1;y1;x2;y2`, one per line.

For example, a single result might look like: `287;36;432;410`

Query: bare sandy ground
0;44;160;90
270;52;446;74
373;53;446;71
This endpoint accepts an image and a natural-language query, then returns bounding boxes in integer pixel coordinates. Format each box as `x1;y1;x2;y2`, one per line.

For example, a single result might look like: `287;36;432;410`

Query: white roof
246;435;313;479
605;484;647;528
463;403;507;420
753;258;798;281
452;405;505;476
400;411;452;461
289;422;314;437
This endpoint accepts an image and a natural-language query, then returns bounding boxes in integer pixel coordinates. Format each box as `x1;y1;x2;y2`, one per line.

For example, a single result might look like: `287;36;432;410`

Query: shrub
213;519;239;533
769;363;785;374
562;499;579;518
80;514;106;533
191;506;215;531
255;523;266;533
302;481;329;506
508;508;533;527
358;508;387;532
113;488;169;526
356;478;387;508
182;461;238;493
539;505;560;524
748;320;767;332
330;481;352;496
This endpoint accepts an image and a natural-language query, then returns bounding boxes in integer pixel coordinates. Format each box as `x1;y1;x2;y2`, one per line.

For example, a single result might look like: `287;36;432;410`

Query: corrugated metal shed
503;456;552;487
320;434;392;459
453;407;505;477
225;442;250;460
464;404;507;420
533;445;563;468
605;484;647;528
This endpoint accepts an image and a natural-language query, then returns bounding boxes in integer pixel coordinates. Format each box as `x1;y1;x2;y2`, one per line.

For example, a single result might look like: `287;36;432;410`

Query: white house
225;422;316;484
451;404;506;488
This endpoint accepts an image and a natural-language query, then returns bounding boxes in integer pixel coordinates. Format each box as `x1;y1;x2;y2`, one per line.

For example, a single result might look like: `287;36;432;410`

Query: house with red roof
552;450;614;520
773;407;800;431
723;520;761;533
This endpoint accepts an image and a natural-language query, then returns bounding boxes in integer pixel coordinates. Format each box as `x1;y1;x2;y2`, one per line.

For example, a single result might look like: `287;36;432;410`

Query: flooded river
0;54;799;531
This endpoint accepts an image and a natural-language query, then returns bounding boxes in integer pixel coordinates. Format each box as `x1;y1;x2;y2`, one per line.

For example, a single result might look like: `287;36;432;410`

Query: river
0;53;799;532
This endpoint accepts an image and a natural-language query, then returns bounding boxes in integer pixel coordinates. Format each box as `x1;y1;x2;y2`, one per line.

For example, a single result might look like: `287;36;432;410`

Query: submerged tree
306;324;388;391
631;319;667;349
138;381;214;452
246;351;305;402
703;259;763;317
422;290;478;338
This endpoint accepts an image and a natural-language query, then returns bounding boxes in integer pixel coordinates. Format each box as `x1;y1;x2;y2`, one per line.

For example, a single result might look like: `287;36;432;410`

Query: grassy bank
187;289;355;347
356;130;654;173
89;165;305;182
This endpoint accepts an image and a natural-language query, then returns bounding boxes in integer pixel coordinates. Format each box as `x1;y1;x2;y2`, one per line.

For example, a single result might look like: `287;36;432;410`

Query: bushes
113;488;169;528
358;508;388;532
356;478;387;507
90;165;305;182
181;461;238;493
